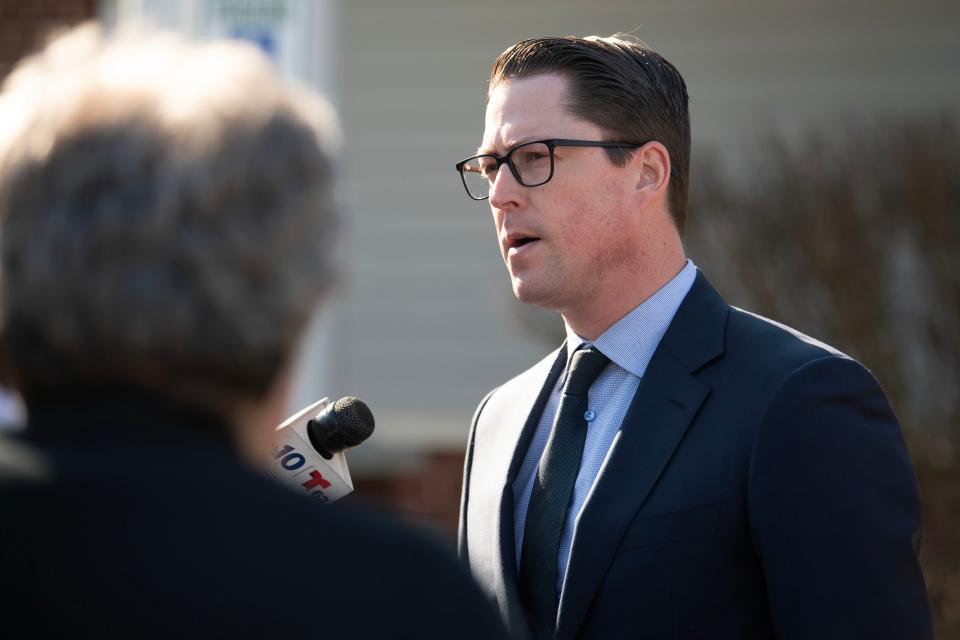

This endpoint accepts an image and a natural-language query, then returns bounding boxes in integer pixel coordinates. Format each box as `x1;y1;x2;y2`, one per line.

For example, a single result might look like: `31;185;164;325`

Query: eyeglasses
454;138;661;201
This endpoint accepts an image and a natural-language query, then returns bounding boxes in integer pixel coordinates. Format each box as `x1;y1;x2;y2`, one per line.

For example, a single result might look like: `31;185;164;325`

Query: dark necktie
518;346;610;640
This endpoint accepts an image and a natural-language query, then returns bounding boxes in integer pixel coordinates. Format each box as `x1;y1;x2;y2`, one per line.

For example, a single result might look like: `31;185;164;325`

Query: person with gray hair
0;24;509;639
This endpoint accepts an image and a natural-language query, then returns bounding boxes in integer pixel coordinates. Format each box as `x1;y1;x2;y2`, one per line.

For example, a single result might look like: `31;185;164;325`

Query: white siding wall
334;0;960;468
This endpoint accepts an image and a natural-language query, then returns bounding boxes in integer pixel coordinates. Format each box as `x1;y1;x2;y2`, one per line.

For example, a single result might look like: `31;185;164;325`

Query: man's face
481;74;641;316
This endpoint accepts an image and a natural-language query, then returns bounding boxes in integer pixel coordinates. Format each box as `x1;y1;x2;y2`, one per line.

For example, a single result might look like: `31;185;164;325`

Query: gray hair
0;24;340;415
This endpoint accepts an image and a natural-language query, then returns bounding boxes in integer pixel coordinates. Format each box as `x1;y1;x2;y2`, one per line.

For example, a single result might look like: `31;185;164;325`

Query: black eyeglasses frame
455;138;673;201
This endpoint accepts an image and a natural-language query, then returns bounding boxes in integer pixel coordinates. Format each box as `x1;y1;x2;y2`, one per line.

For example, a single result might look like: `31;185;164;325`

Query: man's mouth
505;234;541;252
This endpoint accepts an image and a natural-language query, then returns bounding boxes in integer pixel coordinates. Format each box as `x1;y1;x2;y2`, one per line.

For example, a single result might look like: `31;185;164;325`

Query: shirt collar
564;259;698;378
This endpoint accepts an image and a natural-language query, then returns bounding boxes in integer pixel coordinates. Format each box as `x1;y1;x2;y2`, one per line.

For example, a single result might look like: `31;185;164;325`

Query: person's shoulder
482;345;563;404
469;345;563;432
154;468;506;636
726;306;853;368
720;308;894;430
712;306;890;412
262;500;510;637
209;472;459;576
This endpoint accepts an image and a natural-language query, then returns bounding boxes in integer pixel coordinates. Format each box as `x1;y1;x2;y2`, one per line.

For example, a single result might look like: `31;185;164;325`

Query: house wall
334;0;960;526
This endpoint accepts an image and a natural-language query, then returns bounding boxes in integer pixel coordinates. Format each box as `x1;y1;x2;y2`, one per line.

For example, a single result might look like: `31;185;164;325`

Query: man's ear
632;141;671;200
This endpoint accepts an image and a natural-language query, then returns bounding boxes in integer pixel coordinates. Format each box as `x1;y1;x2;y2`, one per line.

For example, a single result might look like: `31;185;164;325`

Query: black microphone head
307;396;374;459
328;396;375;446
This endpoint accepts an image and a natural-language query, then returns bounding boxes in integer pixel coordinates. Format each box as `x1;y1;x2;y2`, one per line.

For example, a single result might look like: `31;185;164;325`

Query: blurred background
1;0;957;634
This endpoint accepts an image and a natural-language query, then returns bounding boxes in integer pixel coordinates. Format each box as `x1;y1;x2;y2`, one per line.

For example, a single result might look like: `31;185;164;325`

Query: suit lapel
555;273;729;640
465;345;567;635
497;347;567;612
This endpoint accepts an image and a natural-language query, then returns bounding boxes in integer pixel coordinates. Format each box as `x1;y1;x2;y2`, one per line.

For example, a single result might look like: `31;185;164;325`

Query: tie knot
563;347;609;396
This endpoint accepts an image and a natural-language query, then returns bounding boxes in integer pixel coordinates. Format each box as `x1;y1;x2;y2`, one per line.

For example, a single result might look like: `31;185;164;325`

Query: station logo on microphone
270;398;354;503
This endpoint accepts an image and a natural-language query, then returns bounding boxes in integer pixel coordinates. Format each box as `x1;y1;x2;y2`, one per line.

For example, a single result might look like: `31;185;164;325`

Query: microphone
307;396;375;459
270;396;374;504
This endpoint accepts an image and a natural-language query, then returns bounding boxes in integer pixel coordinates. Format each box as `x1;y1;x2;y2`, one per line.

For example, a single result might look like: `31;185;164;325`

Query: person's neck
231;371;293;470
563;251;687;341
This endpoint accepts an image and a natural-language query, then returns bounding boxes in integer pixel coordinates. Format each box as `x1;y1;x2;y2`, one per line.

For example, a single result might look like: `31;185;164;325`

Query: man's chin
511;275;558;309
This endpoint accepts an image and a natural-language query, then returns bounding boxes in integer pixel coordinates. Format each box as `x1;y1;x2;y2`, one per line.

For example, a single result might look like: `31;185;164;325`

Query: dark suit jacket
459;272;931;639
0;389;509;639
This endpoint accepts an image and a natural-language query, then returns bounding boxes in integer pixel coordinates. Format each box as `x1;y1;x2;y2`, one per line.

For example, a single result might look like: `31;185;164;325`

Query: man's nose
489;163;523;209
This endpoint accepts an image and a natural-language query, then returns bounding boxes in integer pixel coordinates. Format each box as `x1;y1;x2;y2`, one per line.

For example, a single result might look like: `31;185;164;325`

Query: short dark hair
490;35;691;233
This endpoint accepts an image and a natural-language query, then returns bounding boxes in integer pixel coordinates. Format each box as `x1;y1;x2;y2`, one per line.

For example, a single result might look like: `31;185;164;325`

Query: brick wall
352;450;467;543
0;0;94;81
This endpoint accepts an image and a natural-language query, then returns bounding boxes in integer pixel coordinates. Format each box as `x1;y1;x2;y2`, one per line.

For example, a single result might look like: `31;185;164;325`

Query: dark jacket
460;272;931;640
1;389;510;639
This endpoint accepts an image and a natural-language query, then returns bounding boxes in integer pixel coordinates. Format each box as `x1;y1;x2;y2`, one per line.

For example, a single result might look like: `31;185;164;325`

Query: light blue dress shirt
512;259;698;602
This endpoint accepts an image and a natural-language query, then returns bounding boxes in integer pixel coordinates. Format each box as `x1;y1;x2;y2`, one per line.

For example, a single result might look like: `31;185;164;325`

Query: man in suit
456;35;931;639
0;24;509;639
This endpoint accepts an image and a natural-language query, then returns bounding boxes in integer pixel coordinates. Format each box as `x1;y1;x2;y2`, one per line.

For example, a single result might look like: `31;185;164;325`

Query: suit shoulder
726;306;854;367
712;306;887;413
484;346;563;403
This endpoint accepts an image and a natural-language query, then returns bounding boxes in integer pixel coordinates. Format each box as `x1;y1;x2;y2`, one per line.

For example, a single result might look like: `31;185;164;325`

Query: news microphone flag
270;398;354;504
